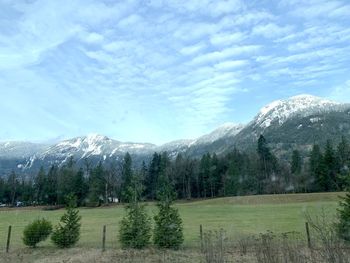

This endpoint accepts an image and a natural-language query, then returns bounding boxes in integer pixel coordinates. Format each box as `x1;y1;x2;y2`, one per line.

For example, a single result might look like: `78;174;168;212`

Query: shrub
22;218;52;248
153;203;184;249
202;229;226;263
51;196;81;248
119;203;151;249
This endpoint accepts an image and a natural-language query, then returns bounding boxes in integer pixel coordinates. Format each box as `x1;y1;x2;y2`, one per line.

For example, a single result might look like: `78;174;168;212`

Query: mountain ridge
1;94;350;174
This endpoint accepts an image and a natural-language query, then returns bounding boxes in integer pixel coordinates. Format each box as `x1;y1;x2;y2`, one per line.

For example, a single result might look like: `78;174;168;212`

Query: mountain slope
234;95;350;153
1;94;350;175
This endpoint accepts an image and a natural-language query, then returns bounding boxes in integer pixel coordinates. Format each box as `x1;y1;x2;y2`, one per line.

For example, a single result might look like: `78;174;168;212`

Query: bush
153;203;184;249
22;218;52;248
51;197;81;248
119;203;151;249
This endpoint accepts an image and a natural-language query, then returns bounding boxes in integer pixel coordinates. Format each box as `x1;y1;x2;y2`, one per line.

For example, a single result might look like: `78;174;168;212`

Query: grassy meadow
0;192;344;251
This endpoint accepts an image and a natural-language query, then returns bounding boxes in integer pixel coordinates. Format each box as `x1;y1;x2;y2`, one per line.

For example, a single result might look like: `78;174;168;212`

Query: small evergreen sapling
22;218;52;248
119;156;152;249
153;152;184;249
119;203;152;249
51;195;81;248
153;202;184;249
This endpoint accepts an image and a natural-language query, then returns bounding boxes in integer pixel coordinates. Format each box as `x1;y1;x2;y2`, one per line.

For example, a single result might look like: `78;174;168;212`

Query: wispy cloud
0;0;349;143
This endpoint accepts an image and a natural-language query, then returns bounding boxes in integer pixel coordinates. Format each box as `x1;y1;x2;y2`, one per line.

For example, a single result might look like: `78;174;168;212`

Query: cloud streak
0;0;349;144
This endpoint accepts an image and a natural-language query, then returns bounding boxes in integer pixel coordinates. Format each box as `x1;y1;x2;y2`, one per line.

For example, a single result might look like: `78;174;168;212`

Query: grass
0;192;344;251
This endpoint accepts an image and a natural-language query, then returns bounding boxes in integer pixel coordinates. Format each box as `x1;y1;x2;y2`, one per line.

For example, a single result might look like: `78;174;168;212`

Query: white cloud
252;23;294;39
214;60;248;70
210;31;246;46
190;45;260;65
1;0;350;143
180;42;206;56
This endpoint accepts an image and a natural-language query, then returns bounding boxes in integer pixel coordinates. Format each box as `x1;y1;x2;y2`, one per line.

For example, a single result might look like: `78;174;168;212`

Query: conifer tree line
1;135;349;206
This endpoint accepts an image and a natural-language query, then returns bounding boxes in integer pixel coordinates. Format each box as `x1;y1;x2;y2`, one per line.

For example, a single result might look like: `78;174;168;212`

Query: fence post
305;222;311;249
200;224;203;252
6;225;12;253
102;225;106;251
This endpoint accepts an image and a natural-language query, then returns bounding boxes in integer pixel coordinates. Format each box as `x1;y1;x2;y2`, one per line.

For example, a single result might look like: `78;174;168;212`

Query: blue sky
1;0;350;144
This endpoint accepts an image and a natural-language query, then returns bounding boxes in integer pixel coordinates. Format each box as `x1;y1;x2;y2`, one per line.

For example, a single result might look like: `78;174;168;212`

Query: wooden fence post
102;225;106;251
200;224;203;252
6;225;12;253
305;222;311;249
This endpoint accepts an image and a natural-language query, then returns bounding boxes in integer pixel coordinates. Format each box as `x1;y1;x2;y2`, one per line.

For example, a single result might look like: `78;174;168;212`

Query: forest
1;135;349;206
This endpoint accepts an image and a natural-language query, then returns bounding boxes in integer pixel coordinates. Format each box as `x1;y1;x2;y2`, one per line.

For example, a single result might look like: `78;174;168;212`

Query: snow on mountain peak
190;123;244;146
255;94;341;129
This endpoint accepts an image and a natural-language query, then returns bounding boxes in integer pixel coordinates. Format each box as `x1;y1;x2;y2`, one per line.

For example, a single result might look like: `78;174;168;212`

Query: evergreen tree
153;152;184;249
209;153;219;197
8;170;18;206
51;195;81;248
336;192;350;242
323;140;338;190
23;218;52;248
337;136;350;190
46;165;58;205
199;153;211;198
145;152;161;200
225;149;242;196
337;136;350;168
291;150;302;175
257;135;276;193
35;167;47;204
74;168;87;206
87;162;105;206
57;158;77;204
119;165;151;249
309;144;325;191
120;152;134;203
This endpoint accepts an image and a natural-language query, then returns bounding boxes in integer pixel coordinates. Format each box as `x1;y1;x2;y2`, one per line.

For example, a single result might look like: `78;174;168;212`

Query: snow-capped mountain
233;94;350;152
0;141;47;158
40;133;155;160
158;123;244;157
1;94;349;175
190;123;244;146
253;94;346;129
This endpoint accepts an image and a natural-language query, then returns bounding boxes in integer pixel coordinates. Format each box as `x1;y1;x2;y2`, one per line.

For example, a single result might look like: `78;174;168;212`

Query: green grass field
0;192;344;250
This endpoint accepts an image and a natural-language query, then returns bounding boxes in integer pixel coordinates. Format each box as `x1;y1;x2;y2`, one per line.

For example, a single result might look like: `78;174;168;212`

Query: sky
0;0;350;145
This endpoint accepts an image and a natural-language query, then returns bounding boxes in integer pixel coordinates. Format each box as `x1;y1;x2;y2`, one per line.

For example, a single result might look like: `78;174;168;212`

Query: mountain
1;94;349;175
233;94;350;154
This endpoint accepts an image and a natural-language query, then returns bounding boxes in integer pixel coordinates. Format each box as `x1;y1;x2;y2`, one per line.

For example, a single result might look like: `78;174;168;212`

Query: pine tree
46;165;58;205
87;162;105;206
57;158;77;204
337;136;350;190
35;167;47;204
119;166;151;249
309;144;325;191
74;168;87;206
51;195;81;248
336;192;350;242
153;152;184;249
257;135;275;193
121;152;133;203
145;153;161;200
291;150;302;175
323;140;338;190
23;218;52;248
199;153;211;198
8;170;18;206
